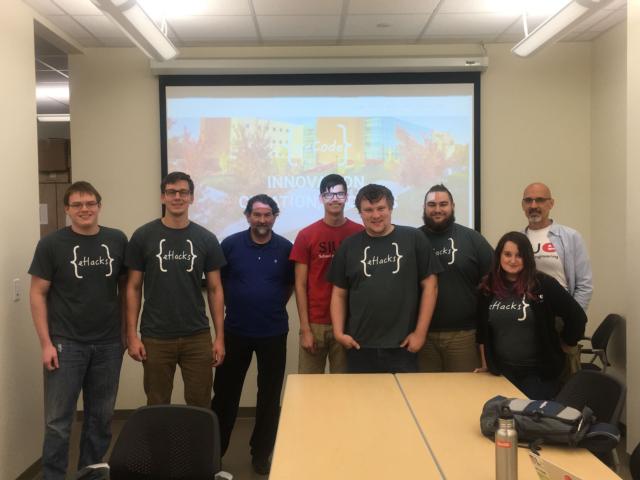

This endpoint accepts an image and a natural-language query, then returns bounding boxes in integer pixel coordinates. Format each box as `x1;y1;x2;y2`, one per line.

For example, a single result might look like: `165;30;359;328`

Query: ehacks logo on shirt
70;244;115;279
433;237;458;265
360;243;403;277
489;295;530;321
156;239;197;272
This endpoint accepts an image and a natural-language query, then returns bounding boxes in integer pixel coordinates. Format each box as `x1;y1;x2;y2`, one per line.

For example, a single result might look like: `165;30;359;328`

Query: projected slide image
166;85;475;241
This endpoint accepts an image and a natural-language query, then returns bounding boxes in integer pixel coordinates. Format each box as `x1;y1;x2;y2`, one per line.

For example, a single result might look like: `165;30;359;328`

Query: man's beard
422;212;455;232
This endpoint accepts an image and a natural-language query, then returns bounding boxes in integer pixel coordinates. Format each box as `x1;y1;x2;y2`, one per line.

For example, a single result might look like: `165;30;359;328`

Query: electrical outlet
12;278;20;302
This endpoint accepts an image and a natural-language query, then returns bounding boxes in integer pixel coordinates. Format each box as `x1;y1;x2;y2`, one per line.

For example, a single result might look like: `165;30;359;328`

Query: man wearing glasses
522;182;592;310
126;171;226;408
29;181;127;479
522;182;592;376
290;174;364;374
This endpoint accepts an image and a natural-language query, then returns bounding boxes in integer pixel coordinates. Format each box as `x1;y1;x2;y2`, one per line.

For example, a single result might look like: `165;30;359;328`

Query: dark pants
502;366;560;400
43;338;123;480
211;331;287;460
346;347;418;374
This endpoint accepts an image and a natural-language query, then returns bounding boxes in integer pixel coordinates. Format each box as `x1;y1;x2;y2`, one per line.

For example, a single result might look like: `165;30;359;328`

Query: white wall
626;0;640;451
0;1;45;477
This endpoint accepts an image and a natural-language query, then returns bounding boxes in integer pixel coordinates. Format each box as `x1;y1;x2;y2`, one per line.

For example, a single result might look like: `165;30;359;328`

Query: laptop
528;451;584;480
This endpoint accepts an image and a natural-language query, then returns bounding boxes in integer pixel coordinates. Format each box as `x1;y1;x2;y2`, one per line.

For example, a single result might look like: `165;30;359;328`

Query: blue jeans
43;338;123;480
346;347;418;373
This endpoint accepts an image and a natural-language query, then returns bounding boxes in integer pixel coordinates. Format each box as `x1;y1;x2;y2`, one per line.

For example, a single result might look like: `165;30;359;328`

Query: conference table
270;372;621;480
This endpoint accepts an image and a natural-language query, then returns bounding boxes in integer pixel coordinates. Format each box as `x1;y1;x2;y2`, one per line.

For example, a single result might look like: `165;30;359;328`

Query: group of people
29;171;592;479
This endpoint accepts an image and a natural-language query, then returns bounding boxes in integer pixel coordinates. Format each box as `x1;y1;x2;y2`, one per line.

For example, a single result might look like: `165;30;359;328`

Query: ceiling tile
169;16;258;41
137;0;252;17
343;14;429;37
99;37;137;47
493;33;525;43
603;0;627;11
503;15;547;34
439;0;521;14
348;0;439;15
590;8;626;31
439;0;575;16
73;15;126;37
426;12;519;36
252;0;343;15
52;0;102;15
74;37;105;47
419;34;500;43
571;30;601;41
571;8;615;32
562;30;585;41
46;15;95;39
24;0;64;15
258;15;341;38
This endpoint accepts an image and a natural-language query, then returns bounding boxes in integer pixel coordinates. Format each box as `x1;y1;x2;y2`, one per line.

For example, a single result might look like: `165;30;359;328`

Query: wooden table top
270;374;443;480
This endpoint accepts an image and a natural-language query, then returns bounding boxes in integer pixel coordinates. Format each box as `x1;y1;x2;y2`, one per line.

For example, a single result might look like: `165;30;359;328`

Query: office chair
579;313;623;373
630;442;640;480
555;370;626;468
77;405;232;480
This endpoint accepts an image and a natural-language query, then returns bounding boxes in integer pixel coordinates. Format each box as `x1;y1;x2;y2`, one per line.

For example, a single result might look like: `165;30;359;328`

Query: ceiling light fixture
37;114;71;122
512;0;611;57
90;0;178;61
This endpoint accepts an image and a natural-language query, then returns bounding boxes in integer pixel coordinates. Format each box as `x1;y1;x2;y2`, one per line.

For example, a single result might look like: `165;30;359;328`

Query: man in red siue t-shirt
290;174;364;373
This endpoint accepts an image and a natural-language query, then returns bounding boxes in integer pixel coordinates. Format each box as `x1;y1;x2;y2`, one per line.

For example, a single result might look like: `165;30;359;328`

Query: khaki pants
418;329;480;372
298;323;347;374
142;331;213;408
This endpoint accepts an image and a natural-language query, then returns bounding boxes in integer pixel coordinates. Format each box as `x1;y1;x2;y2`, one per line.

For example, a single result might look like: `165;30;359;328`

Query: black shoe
251;456;271;475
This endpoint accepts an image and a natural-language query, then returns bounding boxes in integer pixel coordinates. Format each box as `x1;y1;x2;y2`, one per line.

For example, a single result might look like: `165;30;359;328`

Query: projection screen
160;73;480;241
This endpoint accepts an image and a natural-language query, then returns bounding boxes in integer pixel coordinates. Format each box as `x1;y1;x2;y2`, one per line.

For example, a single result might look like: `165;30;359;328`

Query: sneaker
251;456;271;475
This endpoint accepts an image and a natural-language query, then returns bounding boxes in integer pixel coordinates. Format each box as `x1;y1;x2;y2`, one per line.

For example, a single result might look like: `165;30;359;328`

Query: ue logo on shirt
69;244;114;279
532;242;556;254
156;239;197;272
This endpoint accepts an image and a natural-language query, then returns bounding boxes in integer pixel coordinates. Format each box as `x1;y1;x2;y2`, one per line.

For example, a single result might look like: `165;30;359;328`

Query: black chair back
555;370;625;425
591;314;622;351
109;405;221;480
631;442;640;480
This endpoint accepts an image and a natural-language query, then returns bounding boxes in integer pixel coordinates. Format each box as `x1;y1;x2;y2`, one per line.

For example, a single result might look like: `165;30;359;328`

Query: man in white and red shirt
290;174;364;373
522;182;592;377
521;182;592;310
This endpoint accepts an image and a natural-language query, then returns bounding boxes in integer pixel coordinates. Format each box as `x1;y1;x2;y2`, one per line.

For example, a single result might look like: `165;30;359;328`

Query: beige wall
2;3;635;472
70;42;594;410
590;22;627;387
480;42;591;247
70;48;161;408
0;1;44;478
626;0;640;450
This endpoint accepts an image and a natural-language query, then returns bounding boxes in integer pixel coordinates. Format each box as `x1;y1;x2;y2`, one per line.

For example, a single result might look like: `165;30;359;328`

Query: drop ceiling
27;0;627;48
29;0;628;117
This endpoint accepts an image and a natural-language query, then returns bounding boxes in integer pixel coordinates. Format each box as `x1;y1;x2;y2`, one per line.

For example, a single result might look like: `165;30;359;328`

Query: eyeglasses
321;191;347;200
68;201;99;209
164;189;192;198
522;197;550;205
